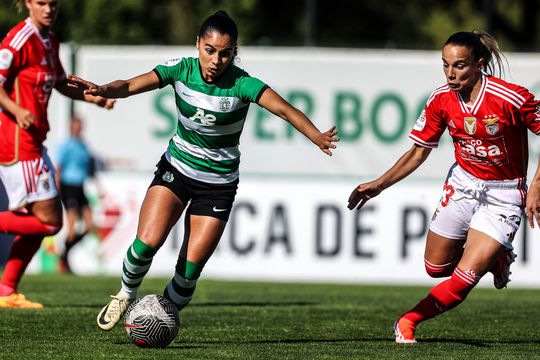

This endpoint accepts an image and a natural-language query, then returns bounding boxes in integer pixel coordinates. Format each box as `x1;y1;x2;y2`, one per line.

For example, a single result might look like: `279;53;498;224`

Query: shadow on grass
414;338;540;347
61;301;316;309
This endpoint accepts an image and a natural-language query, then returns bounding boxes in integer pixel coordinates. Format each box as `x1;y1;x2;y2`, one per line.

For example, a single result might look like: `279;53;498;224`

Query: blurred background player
0;0;114;308
55;115;100;274
348;30;540;343
68;10;339;331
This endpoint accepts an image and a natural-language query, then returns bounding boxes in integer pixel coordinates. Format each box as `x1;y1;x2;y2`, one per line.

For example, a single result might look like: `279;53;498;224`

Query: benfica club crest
464;116;477;135
483;115;500;135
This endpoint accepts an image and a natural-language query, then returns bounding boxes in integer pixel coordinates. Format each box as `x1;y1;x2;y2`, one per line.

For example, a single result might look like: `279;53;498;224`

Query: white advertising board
67;47;540;181
40;173;539;288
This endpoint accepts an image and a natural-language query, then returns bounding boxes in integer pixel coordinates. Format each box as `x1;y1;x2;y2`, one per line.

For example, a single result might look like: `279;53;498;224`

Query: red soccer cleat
393;317;417;344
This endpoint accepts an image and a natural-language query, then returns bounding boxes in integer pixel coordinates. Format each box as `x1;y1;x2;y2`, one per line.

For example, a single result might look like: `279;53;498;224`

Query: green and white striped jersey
153;57;268;184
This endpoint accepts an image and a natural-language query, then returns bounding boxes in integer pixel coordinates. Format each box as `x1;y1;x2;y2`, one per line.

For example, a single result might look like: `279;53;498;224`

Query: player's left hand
316;126;340;156
525;179;540;228
347;181;382;210
67;74;103;96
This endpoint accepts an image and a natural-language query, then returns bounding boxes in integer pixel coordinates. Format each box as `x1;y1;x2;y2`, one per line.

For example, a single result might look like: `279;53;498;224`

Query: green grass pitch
0;275;539;359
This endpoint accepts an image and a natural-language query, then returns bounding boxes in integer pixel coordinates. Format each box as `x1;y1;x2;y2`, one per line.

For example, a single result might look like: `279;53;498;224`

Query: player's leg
58;206;78;274
163;213;226;309
395;229;503;343
424;230;465;278
162;175;237;310
0;196;62;308
97;185;184;330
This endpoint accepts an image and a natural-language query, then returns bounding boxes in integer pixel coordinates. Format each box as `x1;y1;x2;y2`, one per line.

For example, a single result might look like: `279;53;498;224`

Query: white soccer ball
124;294;179;348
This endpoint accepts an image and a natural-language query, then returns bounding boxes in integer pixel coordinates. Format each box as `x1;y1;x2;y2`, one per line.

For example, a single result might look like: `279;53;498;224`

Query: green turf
0;275;538;359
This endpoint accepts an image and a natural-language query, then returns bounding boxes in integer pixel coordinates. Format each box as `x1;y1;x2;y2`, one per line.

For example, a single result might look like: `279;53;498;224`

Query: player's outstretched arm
347;144;432;210
55;78;115;109
526;157;540;228
258;88;339;156
66;71;160;99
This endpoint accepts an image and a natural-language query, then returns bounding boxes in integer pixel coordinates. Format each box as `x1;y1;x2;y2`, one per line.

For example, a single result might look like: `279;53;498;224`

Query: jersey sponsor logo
190;107;217;126
448;119;456;128
40;57;47;66
456;137;508;166
413;110;426;131
212;206;228;212
464;117;477;135
0;49;13;70
219;97;231;111
535;104;540;122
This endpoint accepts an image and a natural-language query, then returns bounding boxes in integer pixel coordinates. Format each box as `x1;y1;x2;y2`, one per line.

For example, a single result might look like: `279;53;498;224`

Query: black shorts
149;155;239;222
60;183;89;211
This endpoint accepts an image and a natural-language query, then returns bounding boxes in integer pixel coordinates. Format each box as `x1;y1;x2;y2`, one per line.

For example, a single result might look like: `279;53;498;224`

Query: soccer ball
124;294;179;348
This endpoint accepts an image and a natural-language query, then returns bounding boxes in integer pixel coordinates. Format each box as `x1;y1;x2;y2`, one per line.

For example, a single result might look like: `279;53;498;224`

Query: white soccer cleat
493;250;517;290
97;292;133;331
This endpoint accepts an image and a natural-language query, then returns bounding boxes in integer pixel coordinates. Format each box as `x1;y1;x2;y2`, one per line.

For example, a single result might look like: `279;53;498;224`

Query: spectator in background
0;0;114;308
56;115;99;274
348;30;540;343
68;10;339;331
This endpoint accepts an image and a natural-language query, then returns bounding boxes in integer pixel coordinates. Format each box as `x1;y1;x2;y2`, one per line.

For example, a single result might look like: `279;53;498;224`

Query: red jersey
410;74;540;180
0;18;66;164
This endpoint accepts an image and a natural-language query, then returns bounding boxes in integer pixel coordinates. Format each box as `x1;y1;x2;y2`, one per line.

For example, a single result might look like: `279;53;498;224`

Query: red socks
424;259;456;278
0;211;60;235
403;268;479;324
0;235;44;293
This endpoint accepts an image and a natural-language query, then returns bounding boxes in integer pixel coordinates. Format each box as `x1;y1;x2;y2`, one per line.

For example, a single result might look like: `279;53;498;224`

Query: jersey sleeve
236;75;268;104
0;34;22;85
409;92;446;148
516;87;540;135
153;58;184;88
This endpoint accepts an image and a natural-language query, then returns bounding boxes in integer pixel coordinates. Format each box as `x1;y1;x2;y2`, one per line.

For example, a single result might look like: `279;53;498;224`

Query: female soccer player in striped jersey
68;10;339;331
0;0;114;308
348;30;540;343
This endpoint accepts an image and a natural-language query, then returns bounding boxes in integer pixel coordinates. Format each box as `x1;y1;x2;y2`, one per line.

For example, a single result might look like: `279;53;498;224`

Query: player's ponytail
445;30;507;78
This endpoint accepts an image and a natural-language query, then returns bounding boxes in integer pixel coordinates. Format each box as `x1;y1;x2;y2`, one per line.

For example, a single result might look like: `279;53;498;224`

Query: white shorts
0;148;58;211
430;163;526;249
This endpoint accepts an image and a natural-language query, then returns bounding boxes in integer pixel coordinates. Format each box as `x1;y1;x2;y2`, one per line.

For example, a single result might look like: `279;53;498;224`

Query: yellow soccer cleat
0;293;43;309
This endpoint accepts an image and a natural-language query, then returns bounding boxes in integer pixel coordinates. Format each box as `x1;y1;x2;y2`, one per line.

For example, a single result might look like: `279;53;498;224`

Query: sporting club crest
219;97;231;111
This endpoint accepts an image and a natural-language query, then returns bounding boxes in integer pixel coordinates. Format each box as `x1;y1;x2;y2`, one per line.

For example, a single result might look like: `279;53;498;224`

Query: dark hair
444;30;506;77
198;10;238;43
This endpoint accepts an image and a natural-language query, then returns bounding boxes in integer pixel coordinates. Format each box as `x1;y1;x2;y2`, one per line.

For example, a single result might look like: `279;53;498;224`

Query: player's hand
525;179;540;228
95;97;116;110
316;126;340;156
347;181;382;210
67;74;104;96
15;108;35;130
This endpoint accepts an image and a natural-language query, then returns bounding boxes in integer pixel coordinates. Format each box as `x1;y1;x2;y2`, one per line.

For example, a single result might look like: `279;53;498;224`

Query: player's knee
425;258;455;278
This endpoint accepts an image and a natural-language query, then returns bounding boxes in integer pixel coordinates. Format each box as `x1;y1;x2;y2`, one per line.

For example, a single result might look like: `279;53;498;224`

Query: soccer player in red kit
348;30;540;343
0;0;114;308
